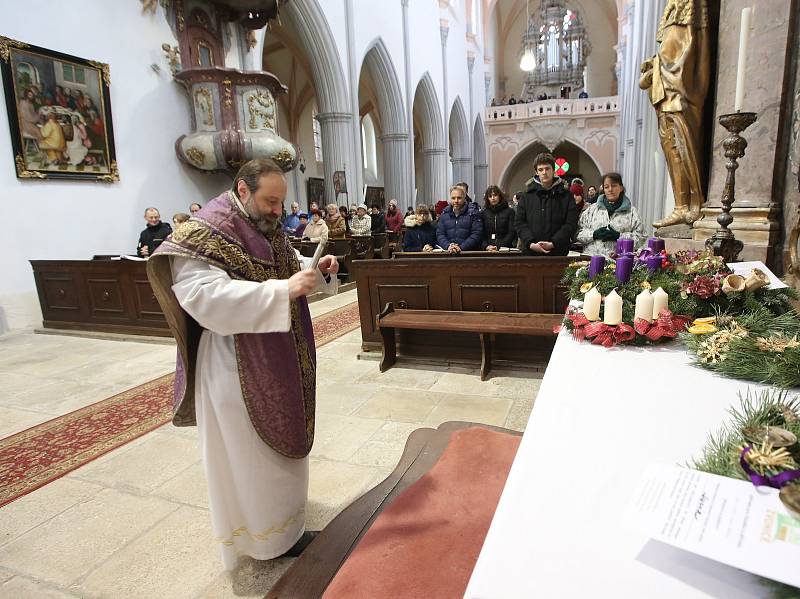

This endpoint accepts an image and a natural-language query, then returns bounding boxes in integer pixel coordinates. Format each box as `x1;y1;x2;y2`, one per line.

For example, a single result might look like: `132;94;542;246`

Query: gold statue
640;0;710;228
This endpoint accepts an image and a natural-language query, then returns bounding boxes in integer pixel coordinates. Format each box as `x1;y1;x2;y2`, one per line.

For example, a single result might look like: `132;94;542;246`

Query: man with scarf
147;158;338;570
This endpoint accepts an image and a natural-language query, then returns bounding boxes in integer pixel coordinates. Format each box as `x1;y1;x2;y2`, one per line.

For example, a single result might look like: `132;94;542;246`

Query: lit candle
583;286;601;321
634;289;654;323
588;255;606;279
651;287;668;320
616;255;633;284
647;237;665;254
603;289;623;326
646;255;662;273
734;8;751;112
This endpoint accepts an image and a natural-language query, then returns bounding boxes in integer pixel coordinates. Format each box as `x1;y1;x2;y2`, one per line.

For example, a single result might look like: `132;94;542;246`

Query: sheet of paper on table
625;464;800;588
726;261;788;289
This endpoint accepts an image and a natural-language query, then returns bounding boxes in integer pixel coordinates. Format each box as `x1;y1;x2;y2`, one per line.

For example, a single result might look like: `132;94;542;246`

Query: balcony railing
485;95;620;123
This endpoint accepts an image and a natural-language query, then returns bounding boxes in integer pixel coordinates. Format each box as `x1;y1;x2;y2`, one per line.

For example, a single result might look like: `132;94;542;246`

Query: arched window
312;107;323;163
361;113;378;181
521;0;590;95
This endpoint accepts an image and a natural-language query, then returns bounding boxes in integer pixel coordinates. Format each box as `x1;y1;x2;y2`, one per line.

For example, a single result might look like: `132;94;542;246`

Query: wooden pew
376;303;562;380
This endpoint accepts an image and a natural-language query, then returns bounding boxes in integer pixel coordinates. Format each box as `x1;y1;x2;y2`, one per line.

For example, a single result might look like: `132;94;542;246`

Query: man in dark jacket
137;207;172;257
515;153;578;256
370;203;387;233
436;185;484;253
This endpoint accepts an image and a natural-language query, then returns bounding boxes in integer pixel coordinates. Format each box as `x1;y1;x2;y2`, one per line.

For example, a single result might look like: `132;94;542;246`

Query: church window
361;113;378;180
312;108;323;163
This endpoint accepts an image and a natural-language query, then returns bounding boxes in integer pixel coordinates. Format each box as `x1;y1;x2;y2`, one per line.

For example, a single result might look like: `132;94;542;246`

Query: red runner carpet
322;427;521;599
0;301;360;508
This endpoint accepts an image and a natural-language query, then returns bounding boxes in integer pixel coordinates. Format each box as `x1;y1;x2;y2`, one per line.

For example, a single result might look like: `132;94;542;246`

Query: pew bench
376;302;562;380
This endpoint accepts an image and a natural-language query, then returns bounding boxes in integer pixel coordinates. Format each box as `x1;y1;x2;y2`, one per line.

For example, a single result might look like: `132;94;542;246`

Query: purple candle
617;238;634;255
648;237;665;254
615;255;633;284
646;255;662;272
588;255;606;279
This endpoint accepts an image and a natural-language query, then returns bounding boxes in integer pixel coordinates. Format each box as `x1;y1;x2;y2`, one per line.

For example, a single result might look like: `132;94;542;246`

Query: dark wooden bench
265;421;521;599
376;303;562;380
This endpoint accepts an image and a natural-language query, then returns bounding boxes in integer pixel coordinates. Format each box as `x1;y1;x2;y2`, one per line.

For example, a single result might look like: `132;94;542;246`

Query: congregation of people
136;152;643;261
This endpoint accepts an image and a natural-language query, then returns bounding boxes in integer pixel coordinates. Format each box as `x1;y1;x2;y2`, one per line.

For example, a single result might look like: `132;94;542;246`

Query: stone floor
0;290;544;599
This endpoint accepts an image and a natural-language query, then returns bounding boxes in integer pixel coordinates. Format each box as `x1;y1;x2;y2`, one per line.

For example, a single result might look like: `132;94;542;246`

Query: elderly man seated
436;185;484;253
283;201;301;235
350;204;372;236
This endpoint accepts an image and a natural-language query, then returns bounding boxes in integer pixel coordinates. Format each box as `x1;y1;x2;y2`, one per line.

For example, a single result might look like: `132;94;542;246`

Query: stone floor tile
0;576;81;599
198;557;293;599
151;462;209;509
310;413;385;461
352;386;440;423
431;369;543;400
69;433;199;495
355;363;445;390
0;568;13;584
423;394;513;428
4;379;120;417
0;406;51;438
504;396;536;432
306;459;384;530
0;478;104;548
0;489;178;587
315;382;377;416
74;506;219;599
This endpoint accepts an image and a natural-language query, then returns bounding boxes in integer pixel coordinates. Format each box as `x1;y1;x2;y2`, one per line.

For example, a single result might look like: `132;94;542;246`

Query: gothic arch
449;96;472;187
413;72;447;203
413;72;445;150
361;38;406;136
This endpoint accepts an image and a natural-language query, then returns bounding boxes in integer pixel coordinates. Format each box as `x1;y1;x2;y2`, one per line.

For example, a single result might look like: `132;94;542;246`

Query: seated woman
402;204;437;252
575;172;643;256
480;185;516;251
325;203;347;239
302;209;329;243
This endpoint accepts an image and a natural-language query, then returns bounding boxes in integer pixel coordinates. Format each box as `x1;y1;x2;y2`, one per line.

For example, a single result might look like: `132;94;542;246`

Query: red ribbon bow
634;309;691;341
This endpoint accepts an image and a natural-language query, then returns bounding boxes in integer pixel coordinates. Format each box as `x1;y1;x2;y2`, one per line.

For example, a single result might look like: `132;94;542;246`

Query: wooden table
30;258;170;336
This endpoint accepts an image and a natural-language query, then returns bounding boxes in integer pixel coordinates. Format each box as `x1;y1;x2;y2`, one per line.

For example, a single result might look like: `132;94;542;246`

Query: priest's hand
288;269;318;299
318;255;339;275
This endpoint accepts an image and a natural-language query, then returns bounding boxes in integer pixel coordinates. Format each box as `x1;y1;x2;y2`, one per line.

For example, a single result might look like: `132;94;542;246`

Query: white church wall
0;1;228;332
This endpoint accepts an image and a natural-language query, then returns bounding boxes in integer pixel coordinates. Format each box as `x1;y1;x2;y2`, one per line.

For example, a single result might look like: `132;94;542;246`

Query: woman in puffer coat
402;204;437;252
480;185;516;250
576;172;644;256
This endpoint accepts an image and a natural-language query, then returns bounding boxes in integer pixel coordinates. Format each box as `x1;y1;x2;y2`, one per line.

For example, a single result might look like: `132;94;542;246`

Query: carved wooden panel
133;279;165;320
87;277;125;316
456;284;519;312
41;275;80;311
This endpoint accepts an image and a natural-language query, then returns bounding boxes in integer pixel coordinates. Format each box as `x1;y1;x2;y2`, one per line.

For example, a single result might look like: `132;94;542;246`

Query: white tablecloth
465;331;773;598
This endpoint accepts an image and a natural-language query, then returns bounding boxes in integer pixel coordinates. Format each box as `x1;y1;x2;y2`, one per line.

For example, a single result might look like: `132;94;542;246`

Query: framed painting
0;36;118;181
307;176;324;212
365;186;385;209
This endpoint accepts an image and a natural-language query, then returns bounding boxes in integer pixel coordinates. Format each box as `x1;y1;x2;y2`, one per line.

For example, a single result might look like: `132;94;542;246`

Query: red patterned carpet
0;301;360;508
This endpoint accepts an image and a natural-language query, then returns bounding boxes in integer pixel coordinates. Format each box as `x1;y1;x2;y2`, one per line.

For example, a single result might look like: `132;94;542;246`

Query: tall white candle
634;289;654;323
583;287;601;321
734;8;751;112
603;289;623;326
651;287;669;320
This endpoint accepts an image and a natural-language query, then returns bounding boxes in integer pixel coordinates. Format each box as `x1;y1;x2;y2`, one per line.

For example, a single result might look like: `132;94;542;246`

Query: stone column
344;0;364;201
466;53;476;191
691;0;792;265
316;111;356;207
382;133;412;206
451;158;472;189
423;148;448;204
441;21;450;186
474;162;488;198
484;73;492;106
402;0;416;204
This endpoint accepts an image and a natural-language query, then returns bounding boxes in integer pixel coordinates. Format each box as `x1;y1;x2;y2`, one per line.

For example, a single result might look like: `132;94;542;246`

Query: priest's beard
245;204;279;236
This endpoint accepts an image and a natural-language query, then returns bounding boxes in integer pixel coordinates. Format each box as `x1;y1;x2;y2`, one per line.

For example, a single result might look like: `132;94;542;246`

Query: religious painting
0;36;118;181
307;177;324;212
365;186;385;209
332;170;347;199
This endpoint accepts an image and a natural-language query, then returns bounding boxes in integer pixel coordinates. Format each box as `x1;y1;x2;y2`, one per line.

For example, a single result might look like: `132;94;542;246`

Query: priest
147;158;338;570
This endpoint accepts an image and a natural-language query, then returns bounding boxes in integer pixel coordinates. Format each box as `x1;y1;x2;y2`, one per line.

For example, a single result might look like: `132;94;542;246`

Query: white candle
651;287;669;320
603;289;623;326
734;8;751;112
583;287;601;321
634;289;654;323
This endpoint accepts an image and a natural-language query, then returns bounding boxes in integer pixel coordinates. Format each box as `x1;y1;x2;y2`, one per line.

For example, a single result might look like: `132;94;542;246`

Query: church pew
376;303;562;380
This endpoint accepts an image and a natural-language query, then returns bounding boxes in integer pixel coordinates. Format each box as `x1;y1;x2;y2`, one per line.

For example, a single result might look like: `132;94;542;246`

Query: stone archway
412;72;447;204
449;96;471;189
360;38;410;205
268;0;357;206
473;115;488;197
